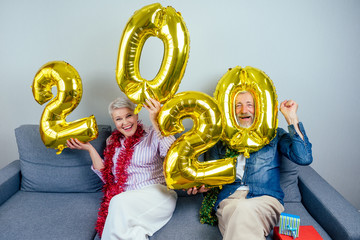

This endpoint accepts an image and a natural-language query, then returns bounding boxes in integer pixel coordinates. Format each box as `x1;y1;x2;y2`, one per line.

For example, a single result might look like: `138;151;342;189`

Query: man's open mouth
239;116;251;120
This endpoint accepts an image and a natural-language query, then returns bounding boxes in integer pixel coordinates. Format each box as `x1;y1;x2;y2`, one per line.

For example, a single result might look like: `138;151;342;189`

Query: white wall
1;0;359;209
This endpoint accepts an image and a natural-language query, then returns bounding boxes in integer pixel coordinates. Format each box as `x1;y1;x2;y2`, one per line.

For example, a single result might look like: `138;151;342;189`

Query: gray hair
237;90;250;96
108;96;136;117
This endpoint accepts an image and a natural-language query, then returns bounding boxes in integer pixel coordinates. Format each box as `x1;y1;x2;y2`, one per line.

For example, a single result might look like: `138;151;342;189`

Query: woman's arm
143;98;162;132
66;138;105;171
143;98;176;157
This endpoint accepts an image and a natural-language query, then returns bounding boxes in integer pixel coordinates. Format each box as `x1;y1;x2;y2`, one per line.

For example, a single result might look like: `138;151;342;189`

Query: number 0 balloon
116;3;190;113
214;66;278;158
32;61;98;154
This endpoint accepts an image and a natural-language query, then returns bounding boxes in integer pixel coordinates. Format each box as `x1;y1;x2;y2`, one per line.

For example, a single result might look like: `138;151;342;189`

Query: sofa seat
0;124;111;240
150;192;332;240
282;202;331;239
151;193;222;240
0;189;102;240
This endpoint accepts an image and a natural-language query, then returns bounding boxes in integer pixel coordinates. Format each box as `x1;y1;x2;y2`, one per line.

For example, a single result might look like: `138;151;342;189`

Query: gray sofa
0;125;359;240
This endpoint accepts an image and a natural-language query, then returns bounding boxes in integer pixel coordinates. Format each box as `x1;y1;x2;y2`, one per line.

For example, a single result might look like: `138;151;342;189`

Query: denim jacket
205;122;313;210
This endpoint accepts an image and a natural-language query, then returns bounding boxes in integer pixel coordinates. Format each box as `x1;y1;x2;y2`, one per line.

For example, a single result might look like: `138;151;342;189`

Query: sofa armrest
0;160;21;205
298;165;360;240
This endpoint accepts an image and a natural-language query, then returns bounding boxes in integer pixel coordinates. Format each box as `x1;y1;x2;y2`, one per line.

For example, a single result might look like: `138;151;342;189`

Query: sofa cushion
0;191;102;240
15;124;111;193
280;156;301;202
151;194;222;240
283;202;331;239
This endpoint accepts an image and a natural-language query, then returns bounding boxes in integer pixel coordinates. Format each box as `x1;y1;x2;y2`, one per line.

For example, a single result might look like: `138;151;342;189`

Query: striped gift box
279;213;300;238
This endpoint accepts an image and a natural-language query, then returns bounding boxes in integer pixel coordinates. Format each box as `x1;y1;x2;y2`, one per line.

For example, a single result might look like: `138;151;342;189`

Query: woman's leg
102;184;177;240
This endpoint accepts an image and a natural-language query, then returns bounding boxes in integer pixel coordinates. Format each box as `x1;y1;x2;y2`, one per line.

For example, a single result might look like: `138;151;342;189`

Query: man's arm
280;100;304;140
278;100;313;165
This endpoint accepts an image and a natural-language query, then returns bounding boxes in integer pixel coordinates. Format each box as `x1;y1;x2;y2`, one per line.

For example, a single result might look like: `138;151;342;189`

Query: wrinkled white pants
101;184;177;240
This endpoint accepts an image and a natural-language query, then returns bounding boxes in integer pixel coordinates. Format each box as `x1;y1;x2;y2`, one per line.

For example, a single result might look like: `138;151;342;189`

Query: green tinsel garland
199;147;240;225
199;187;220;225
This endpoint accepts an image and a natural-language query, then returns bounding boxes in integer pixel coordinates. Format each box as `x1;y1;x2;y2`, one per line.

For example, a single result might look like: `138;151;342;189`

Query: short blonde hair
108;96;136;117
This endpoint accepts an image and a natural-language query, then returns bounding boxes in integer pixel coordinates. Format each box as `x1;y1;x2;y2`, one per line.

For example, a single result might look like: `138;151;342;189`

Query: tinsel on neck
95;122;144;236
199;146;239;226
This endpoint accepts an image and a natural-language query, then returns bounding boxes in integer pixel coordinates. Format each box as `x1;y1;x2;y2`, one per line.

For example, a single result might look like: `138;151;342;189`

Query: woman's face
111;107;138;138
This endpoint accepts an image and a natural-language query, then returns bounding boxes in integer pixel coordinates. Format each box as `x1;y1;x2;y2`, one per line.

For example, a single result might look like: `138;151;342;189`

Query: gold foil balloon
214;66;278;158
32;61;98;154
116;3;190;113
158;91;236;189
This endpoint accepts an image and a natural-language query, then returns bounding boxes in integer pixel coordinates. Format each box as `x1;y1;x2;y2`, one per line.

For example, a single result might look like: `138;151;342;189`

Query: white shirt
236;154;249;191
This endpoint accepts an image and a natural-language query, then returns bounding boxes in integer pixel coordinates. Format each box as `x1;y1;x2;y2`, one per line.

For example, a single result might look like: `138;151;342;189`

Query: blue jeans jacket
204;123;313;210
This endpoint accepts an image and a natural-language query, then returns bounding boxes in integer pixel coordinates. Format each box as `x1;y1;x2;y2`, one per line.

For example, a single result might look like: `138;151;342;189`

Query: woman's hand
66;138;92;151
66;138;105;171
143;98;161;132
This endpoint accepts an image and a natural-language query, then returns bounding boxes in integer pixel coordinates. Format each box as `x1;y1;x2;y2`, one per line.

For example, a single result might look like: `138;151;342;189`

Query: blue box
279;213;300;238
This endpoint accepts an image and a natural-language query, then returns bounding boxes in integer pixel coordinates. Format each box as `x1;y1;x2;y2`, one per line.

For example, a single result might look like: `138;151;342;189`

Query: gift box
273;226;323;240
279;213;300;238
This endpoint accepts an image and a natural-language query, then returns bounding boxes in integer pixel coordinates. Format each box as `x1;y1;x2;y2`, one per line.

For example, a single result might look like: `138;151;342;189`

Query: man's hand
280;100;304;140
186;185;210;195
280;100;299;124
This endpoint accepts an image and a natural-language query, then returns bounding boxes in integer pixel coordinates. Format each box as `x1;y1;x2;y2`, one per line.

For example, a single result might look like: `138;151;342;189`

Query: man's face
235;92;255;128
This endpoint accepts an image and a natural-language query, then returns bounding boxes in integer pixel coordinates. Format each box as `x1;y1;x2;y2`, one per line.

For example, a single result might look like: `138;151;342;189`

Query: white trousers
101;184;177;240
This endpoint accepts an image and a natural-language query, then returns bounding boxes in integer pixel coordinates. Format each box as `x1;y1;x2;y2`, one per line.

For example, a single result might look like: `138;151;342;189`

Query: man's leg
216;190;284;240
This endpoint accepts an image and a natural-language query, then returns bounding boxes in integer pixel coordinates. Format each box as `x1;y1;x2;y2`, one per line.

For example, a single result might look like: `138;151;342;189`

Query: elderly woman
66;97;177;239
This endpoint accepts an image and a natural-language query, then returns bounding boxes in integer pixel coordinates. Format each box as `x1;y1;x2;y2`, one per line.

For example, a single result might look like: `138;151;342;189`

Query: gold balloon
116;3;190;113
32;61;98;154
158;91;236;189
214;66;278;158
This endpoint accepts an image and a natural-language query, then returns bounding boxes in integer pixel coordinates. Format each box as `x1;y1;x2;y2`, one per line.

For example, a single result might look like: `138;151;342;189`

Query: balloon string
56;145;65;155
134;104;143;114
244;149;250;158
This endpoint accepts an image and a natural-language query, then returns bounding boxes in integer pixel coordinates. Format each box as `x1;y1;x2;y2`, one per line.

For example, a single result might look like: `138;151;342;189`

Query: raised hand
280;100;298;124
143;98;162;131
280;100;304;140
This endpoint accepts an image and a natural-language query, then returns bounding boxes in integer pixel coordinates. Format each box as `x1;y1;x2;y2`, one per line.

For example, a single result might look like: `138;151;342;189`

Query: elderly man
188;91;313;240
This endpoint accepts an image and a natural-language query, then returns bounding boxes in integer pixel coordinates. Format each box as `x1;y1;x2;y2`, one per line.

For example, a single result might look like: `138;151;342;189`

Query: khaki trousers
216;190;284;240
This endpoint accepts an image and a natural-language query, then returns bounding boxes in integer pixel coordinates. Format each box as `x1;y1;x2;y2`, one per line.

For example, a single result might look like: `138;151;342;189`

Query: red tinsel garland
95;122;145;236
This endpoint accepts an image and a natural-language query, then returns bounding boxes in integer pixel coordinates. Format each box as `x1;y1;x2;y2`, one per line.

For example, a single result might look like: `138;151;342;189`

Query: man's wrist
285;115;299;126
